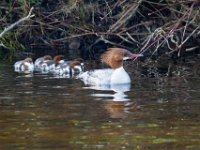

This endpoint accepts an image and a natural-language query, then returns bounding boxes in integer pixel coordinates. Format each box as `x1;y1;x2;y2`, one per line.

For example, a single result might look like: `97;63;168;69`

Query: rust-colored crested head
53;55;65;64
43;55;52;60
101;48;133;69
73;58;84;63
24;57;33;63
69;60;81;68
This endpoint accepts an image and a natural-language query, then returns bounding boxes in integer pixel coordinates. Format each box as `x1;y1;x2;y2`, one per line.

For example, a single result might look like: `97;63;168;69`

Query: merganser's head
73;58;84;63
69;59;84;73
23;57;34;71
24;57;33;64
101;48;143;69
73;58;84;66
43;55;52;62
53;55;65;65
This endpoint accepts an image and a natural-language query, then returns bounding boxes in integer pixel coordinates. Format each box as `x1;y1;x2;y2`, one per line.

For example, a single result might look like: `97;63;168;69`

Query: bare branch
0;7;35;38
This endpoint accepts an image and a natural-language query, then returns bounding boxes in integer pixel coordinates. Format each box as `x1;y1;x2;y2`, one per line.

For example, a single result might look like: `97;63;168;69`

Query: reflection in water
103;101;141;119
0;64;200;149
104;102;128;119
85;83;131;101
84;83;134;119
15;73;34;78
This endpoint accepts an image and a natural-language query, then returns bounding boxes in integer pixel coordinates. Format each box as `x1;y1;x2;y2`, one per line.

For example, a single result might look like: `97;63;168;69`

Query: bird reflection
85;83;134;118
104;101;128;118
111;84;131;101
15;73;34;78
86;83;131;101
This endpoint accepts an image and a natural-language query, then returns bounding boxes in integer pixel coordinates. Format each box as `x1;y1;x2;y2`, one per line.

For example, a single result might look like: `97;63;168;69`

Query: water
0;63;199;150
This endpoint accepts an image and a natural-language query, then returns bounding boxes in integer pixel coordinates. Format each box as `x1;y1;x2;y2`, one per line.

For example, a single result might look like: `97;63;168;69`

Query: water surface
0;64;199;150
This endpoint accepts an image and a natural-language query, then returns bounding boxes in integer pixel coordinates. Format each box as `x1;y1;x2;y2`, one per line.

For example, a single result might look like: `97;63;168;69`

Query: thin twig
108;0;142;32
178;26;200;48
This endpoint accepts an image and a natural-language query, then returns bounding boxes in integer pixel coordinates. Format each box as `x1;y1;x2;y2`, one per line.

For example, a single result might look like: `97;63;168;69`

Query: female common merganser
79;48;143;85
40;55;65;73
54;58;84;76
34;55;52;71
14;57;34;73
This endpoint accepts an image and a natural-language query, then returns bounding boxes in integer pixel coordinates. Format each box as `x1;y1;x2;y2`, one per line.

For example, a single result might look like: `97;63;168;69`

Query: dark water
0;63;199;150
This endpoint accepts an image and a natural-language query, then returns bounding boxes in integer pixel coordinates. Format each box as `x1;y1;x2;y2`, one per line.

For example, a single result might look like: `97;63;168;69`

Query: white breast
110;67;131;84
